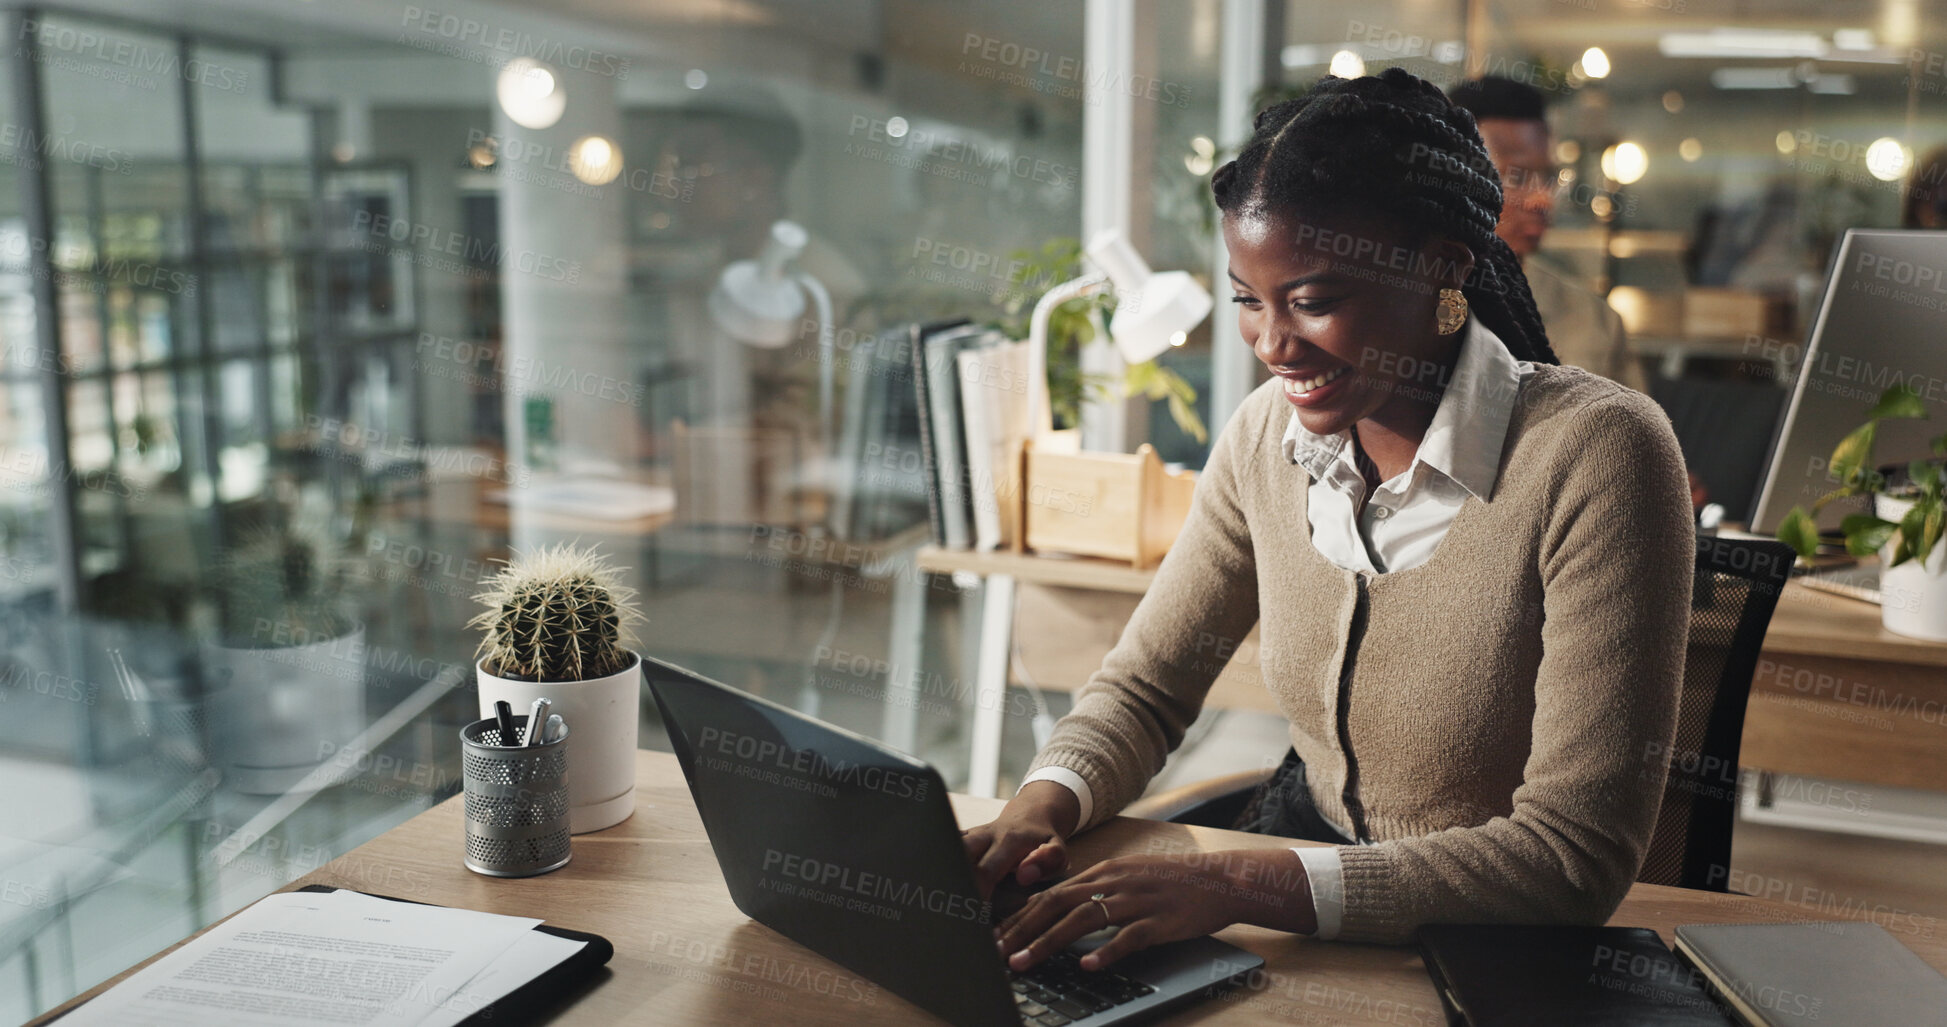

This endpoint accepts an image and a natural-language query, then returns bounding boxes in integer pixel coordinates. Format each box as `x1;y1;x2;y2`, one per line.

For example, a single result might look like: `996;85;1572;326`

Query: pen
524;698;551;747
495;700;518;746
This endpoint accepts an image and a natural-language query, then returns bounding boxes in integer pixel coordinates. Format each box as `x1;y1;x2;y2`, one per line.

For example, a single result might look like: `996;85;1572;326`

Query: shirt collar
1281;319;1530;501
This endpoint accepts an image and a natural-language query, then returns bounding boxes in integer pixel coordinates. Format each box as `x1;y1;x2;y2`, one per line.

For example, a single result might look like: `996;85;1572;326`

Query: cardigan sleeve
1334;393;1694;944
1024;392;1266;831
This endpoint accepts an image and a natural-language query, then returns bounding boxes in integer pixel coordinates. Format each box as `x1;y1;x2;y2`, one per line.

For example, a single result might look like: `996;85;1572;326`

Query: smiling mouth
1281;365;1349;396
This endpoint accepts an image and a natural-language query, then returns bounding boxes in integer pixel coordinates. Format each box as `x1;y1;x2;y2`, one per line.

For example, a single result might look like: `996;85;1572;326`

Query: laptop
646;655;1265;1027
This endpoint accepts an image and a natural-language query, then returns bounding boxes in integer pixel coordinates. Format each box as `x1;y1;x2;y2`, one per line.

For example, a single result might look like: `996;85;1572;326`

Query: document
419;929;590;1027
64;889;541;1026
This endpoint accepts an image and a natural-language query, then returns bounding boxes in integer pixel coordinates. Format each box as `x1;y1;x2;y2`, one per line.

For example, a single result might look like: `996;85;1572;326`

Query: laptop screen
646;658;1020;1027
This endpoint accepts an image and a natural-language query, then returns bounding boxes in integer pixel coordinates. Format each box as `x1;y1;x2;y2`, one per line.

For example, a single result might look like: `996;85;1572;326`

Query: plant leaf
1811;486;1858;511
1867;385;1928;422
1827;422;1878;491
1889;504;1928;567
1775;506;1822;560
1923;500;1945;566
1121;361;1209;444
1909;460;1941;492
1839;514;1899;557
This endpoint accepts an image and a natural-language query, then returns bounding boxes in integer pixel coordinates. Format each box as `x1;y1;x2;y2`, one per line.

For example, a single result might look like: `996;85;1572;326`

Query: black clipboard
294;885;613;1024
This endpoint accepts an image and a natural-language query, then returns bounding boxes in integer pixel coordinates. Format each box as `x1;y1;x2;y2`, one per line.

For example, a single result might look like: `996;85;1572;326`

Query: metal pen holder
460;716;571;877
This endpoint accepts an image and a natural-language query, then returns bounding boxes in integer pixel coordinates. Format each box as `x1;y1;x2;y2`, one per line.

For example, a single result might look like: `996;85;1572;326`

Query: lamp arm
1027;272;1110;440
795;272;835;456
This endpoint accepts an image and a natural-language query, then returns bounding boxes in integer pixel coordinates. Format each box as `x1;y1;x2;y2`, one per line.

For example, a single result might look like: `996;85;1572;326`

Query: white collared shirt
1282;318;1533;575
1022;320;1533;940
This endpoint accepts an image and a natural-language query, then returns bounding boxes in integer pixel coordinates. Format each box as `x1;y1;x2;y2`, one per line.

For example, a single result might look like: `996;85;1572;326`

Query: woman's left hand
993;851;1315;972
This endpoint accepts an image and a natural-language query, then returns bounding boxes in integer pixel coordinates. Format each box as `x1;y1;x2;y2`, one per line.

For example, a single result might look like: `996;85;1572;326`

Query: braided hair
1212;68;1559;366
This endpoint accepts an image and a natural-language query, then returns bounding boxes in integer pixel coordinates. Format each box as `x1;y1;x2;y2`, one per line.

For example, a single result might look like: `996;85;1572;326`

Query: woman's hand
994;850;1317;972
962;781;1081;898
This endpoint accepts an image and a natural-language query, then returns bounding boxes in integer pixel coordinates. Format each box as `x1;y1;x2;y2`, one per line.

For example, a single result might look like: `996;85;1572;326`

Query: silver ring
1089;891;1112;929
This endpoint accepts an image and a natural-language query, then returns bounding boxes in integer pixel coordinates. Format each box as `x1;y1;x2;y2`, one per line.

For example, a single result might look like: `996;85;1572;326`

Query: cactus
471;544;641;681
210;503;357;648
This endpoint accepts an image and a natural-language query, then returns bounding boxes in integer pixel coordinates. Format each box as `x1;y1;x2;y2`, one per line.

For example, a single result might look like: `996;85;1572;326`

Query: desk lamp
707;219;835;461
1025;228;1212;442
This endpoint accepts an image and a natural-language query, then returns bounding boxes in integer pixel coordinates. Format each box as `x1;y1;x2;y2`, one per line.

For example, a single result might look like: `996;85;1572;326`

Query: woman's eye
1232;294;1336;313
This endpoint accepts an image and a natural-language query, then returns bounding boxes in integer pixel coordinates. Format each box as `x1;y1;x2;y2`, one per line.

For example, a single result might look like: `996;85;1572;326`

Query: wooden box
1019;440;1197;568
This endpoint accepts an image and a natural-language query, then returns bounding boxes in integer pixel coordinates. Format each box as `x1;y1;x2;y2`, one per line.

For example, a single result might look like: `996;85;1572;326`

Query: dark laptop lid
646;656;1019;1027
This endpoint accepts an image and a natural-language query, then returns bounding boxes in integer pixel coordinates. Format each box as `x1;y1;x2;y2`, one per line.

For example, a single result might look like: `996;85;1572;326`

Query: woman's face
1222;206;1473;438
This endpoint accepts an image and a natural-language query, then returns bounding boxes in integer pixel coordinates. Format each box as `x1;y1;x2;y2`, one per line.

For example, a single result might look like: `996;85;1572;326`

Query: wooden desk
917;546;1947;799
38;750;1947;1026
386;476;677;538
1741;584;1947;794
917;546;1156;594
916;547;1283;797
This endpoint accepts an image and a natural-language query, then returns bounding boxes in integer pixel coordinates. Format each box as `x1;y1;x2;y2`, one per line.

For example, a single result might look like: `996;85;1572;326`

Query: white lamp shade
1109;270;1211;364
708;221;810;348
1085;229;1211;364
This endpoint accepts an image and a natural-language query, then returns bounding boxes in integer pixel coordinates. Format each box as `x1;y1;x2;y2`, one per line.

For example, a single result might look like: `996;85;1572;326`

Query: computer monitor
1748;229;1947;534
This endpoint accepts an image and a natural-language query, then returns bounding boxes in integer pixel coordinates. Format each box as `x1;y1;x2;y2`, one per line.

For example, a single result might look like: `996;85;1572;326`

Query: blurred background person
1448;76;1645;392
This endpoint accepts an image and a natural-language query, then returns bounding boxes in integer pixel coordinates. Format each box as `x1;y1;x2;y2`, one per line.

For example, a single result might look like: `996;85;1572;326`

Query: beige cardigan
1027;366;1694;944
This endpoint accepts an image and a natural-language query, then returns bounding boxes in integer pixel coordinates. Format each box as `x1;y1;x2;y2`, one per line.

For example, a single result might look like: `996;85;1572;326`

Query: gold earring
1436;288;1468;335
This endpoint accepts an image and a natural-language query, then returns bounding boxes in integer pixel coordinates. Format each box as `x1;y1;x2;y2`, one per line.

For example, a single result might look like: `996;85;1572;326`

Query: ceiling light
1808;74;1857;95
1185;138;1214;175
497;58;566;129
1556;140;1581;163
1282;42;1459;70
1679;138;1703;162
1329;50;1366;78
1866;138;1912;182
1602;142;1648;185
569;135;622;185
684;68;708;90
1661;29;1827;60
1711;68;1799;90
1775;130;1797;154
1832;29;1876;51
1581;47;1611;79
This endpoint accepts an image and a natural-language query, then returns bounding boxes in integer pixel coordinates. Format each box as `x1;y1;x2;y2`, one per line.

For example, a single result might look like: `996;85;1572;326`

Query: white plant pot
1876;494;1947;643
204;625;367;795
477;652;640;833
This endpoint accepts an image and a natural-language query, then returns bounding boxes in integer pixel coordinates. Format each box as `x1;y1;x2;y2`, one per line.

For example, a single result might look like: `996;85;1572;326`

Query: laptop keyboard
1009;950;1156;1025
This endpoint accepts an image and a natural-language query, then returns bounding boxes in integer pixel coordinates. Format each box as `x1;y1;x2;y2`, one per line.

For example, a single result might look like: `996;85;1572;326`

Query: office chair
1125;535;1796;893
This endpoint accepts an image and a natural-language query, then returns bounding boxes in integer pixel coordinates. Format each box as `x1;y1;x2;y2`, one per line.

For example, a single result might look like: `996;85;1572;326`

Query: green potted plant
202;507;366;794
472;543;644;833
997;238;1208;445
1776;385;1947;641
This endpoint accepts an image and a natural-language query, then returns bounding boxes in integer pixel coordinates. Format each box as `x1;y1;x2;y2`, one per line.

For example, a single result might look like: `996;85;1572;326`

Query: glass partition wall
0;12;447;1018
0;4;1097;1019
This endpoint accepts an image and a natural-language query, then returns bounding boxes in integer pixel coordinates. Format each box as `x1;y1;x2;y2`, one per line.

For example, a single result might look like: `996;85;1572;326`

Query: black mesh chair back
1636;535;1794;891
